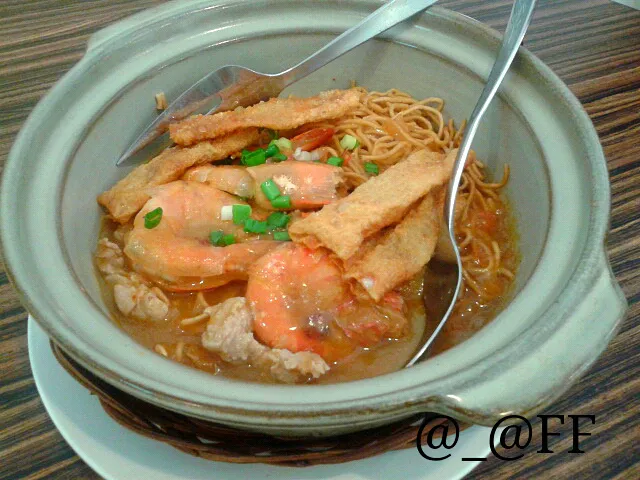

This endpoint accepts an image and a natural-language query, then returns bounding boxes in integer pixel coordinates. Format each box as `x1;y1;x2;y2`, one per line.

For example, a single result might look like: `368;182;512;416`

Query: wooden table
1;0;638;478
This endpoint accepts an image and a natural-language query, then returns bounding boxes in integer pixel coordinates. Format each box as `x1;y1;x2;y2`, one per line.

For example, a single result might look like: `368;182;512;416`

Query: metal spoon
406;0;537;367
116;0;440;166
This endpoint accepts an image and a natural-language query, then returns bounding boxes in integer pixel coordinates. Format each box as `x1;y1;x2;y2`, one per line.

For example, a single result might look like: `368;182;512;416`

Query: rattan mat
51;341;458;467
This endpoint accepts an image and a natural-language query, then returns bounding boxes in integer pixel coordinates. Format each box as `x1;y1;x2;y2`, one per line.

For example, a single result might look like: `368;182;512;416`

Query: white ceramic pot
0;0;627;436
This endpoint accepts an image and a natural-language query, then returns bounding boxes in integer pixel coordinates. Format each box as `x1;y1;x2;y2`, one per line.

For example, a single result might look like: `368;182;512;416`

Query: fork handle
445;0;537;230
405;0;536;368
281;0;438;85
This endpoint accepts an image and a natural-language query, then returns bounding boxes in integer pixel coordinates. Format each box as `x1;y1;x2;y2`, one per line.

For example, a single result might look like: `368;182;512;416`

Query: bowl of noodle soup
0;0;626;436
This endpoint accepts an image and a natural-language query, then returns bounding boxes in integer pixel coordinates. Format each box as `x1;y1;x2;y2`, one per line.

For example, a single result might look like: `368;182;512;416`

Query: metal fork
406;0;537;367
116;0;440;166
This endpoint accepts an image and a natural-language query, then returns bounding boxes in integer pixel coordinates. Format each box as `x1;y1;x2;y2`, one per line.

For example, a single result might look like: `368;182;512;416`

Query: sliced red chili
290;128;335;151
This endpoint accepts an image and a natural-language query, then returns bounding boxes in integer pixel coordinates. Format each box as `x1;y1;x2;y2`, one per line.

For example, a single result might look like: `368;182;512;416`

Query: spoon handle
445;0;537;229
281;0;439;85
406;0;537;368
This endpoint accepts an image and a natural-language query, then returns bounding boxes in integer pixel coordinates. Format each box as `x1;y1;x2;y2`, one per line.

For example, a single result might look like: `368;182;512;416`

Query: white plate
29;317;495;480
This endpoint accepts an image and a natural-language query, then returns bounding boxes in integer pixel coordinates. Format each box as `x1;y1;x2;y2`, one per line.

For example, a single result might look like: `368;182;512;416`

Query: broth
94;87;519;384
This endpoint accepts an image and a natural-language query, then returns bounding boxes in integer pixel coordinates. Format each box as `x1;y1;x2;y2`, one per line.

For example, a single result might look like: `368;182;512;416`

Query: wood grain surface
0;1;638;478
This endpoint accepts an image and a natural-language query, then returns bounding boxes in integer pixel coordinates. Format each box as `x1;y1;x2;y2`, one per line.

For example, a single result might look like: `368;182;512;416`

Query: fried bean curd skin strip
289;148;457;259
170;89;362;146
345;192;441;301
98;128;261;223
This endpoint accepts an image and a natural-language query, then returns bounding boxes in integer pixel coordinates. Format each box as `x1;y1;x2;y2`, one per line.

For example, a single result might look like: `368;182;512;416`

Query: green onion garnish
272;152;288;162
273;231;291;241
340;134;359;150
270;137;292;151
270;195;292;210
260;179;281;201
221;234;236;246
209;231;236;246
264;143;280;158
364;162;379;175
267;212;290;229
232;204;251;225
144;207;163;229
244;219;268;234
209;230;224;246
327;156;344;167
241;149;267;166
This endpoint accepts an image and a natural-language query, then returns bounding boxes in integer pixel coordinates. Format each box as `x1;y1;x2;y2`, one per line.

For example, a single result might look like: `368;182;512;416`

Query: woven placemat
51;341;462;467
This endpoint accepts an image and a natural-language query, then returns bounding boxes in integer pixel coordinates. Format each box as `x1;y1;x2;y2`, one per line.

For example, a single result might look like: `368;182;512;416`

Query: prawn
182;165;255;198
246;243;409;363
183;161;345;210
248;161;344;210
124;181;279;291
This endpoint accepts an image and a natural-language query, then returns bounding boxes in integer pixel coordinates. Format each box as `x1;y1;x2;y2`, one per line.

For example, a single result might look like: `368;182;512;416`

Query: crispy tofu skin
98;128;260;224
169;89;362;146
345;192;442;301
289;149;457;260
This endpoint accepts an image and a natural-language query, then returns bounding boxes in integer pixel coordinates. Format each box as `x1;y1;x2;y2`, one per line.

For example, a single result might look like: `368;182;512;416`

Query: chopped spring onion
210;231;236;246
270;195;292;210
364;162;379;175
327;156;344;167
244;218;268;234
264;143;280;158
272;152;288;162
340;134;359;150
267;211;290;229
144;207;163;229
241;149;266;166
260;179;281;201
221;234;236;246
232;204;252;225
270;137;292;151
273;230;291;242
209;230;224;246
220;205;233;221
293;147;312;161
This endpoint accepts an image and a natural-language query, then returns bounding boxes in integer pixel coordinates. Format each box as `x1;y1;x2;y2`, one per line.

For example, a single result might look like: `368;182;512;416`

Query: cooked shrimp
184;161;344;211
124;181;279;291
248;161;344;210
246;243;409;363
183;165;255;198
